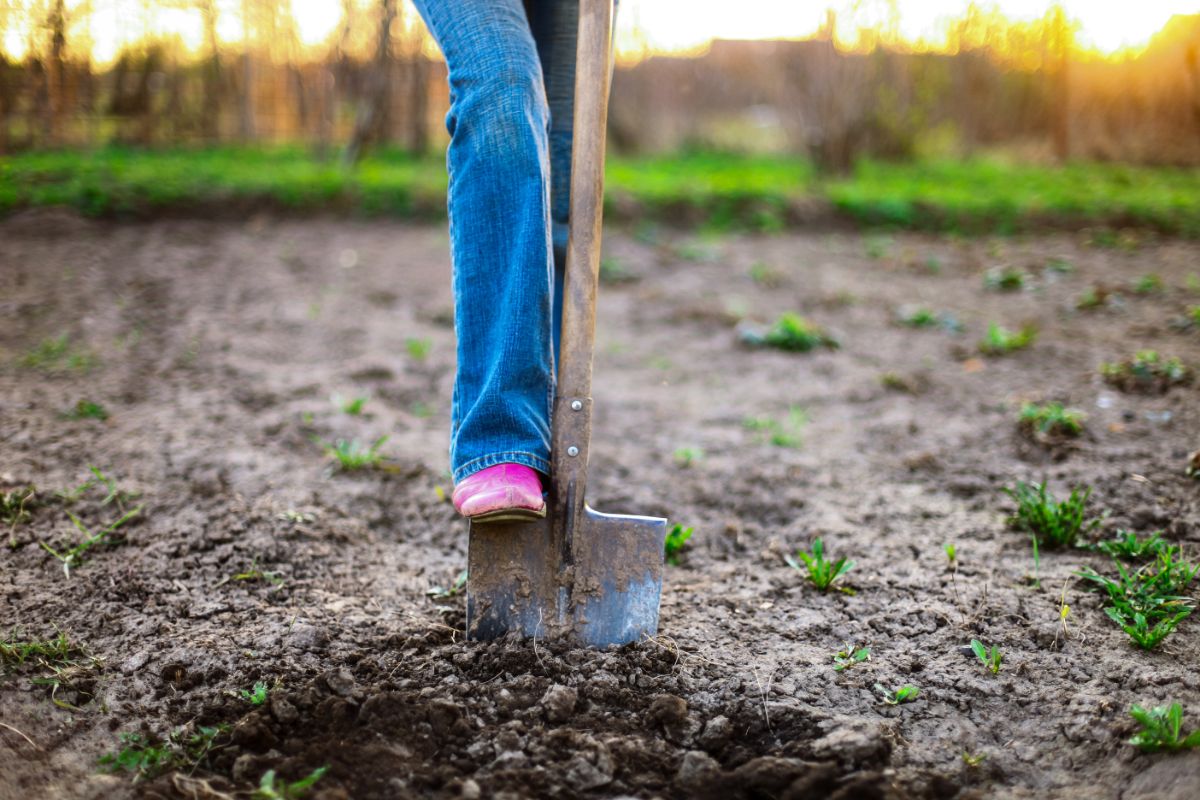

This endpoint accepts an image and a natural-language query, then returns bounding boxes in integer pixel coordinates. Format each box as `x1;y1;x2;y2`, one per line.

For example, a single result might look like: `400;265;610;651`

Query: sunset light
1;0;1195;65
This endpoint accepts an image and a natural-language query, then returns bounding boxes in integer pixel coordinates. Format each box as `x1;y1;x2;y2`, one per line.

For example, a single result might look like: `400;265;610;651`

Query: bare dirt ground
2;211;1200;800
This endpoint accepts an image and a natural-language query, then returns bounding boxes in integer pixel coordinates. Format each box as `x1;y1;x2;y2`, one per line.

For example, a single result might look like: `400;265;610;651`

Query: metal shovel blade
466;504;666;647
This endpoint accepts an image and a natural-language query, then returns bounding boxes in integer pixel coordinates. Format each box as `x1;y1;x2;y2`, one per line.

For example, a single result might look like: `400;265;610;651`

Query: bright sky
4;0;1196;64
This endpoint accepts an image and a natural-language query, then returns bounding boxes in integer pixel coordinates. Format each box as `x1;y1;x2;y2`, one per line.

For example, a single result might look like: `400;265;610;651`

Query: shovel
465;0;667;647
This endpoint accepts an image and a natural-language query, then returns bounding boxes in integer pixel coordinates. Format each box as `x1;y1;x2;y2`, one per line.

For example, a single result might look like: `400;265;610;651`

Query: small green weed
316;436;388;471
744;406;808;448
20;333;98;373
1077;548;1197;650
1045;257;1073;274
895;306;963;333
2;486;37;544
786;537;854;593
240;681;271;706
664;524;694;566
969;639;1002;674
1002;481;1100;549
978;322;1037;355
216;557;286;589
961;751;987;768
0;630;73;667
1017;402;1085;438
41;504;143;578
672;447;704;468
875;683;920;705
1075;285;1110;310
331;394;368;415
1096;530;1171;561
944;543;957;565
1189;306;1200;327
1128;703;1200;752
66;400;109;421
833;644;870;671
98;725;228;783
405;338;432;361
254;766;329;799
1132;273;1163;294
1100;351;1190;393
427;569;468;600
55;466;140;511
744;312;839;353
983;266;1029;291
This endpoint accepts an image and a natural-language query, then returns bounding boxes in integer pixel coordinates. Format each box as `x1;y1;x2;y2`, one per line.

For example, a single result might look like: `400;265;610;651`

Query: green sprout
98;726;228;783
875;683;920;705
331;394;368;415
1017;402;1085;437
1188;306;1200;326
944;543;957;565
743;313;839;353
748;261;785;288
786;538;854;593
1096;530;1171;561
983;266;1028;291
20;333;98;373
898;307;938;328
1128;703;1200;752
961;751;987;768
66;400;109;421
833;644;870;671
864;235;891;260
1075;286;1109;310
240;681;270;706
1077;548;1197;650
743;405;808;448
253;766;329;800
405;338;432;361
40;505;143;578
664;524;694;566
672;447;704;468
1100;351;1190;393
316;436;388;471
1131;273;1163;294
427;569;468;600
978;322;1037;355
1002;481;1100;550
969;639;1002;674
1045;258;1073;274
2;486;37;545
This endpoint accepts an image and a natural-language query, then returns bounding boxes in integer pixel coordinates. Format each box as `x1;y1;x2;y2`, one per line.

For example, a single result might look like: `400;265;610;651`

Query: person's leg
411;0;555;485
526;0;617;363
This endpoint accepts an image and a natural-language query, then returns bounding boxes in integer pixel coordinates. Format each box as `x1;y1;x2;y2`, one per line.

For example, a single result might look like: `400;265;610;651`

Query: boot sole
467;505;548;524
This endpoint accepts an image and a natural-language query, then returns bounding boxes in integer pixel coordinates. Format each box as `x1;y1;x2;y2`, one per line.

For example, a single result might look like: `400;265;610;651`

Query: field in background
4;147;1200;235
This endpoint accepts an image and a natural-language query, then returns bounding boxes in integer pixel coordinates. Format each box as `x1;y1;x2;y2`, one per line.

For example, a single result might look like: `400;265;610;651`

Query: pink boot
452;463;547;523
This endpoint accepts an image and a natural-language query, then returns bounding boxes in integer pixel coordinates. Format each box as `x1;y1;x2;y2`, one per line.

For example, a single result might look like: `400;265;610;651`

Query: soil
2;210;1199;800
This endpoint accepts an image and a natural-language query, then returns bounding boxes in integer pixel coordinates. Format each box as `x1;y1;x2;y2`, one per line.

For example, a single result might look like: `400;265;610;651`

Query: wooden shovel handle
551;0;613;499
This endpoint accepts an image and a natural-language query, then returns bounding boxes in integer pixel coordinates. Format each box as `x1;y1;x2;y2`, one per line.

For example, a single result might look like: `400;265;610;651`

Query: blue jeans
413;0;601;483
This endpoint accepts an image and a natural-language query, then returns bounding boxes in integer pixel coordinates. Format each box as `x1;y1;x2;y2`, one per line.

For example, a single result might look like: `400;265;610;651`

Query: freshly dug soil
2;211;1199;800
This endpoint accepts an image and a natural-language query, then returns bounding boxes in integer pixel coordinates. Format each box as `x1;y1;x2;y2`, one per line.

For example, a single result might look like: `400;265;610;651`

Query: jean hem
453;451;552;484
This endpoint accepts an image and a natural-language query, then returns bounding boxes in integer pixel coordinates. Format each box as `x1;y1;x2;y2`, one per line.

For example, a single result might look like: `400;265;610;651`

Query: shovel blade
466;506;665;647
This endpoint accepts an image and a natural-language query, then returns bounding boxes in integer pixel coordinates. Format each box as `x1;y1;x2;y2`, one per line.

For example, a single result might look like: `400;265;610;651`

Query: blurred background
1;0;1198;230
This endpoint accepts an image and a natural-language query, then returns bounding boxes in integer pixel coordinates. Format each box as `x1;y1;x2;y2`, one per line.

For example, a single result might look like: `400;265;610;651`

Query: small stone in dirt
730;756;810;795
676;750;721;789
698;715;733;751
565;748;616;790
426;697;464;735
810;721;890;766
492;750;529;770
459;779;482;800
648;694;696;744
269;694;299;724
1123;752;1200;800
540;684;578;723
323;668;356;697
286;623;328;652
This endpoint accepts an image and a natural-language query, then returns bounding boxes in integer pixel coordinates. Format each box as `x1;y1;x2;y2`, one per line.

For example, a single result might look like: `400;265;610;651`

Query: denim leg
412;0;555;483
526;0;618;364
